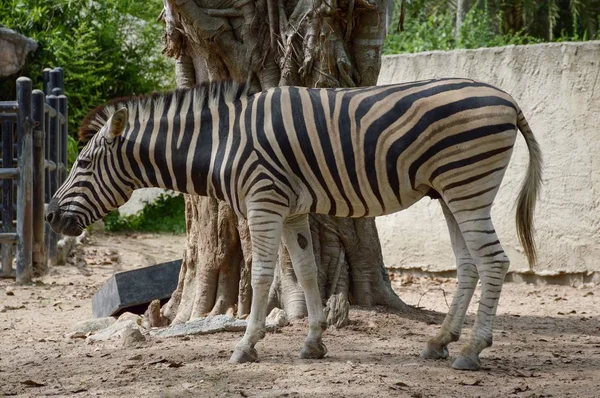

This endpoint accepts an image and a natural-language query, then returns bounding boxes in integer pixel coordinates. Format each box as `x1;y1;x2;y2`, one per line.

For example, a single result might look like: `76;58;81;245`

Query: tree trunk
159;0;409;327
456;0;464;41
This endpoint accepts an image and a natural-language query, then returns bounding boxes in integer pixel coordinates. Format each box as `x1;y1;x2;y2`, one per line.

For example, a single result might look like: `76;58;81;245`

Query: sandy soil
0;232;599;398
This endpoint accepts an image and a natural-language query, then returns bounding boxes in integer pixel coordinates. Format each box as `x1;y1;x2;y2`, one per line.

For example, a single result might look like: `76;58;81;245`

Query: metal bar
58;94;68;185
32;90;46;274
43;103;57;118
49;69;62;96
42;68;51;95
16;77;33;283
46;94;59;266
56;68;64;91
0;232;18;243
44;160;56;171
44;101;50;203
0;113;17;120
1;119;15;277
0;168;19;179
0;102;18;113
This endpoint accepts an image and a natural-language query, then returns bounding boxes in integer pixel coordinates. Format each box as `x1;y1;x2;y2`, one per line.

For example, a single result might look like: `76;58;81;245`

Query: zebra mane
79;80;252;142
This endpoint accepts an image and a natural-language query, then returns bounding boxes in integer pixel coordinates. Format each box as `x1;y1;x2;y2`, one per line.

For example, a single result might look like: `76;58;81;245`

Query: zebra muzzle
46;199;84;236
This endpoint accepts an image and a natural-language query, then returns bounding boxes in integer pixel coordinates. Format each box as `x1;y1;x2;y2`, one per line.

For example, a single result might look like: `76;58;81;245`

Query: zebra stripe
50;78;542;370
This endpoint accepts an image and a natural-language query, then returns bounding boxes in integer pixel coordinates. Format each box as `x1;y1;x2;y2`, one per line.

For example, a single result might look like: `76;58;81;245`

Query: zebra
46;78;542;371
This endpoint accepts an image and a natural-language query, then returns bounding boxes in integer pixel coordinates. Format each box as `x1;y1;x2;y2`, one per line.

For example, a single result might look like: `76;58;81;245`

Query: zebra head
46;108;134;236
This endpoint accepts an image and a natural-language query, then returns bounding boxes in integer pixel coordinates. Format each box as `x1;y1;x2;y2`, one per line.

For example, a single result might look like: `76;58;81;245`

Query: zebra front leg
282;215;327;359
230;210;283;364
452;215;510;371
421;201;478;360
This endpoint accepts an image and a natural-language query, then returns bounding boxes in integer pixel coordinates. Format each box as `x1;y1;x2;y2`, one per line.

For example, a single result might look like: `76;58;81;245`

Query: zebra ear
105;107;128;143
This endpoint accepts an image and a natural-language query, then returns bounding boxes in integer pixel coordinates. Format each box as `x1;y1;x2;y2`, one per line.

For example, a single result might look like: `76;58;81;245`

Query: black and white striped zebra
47;78;542;370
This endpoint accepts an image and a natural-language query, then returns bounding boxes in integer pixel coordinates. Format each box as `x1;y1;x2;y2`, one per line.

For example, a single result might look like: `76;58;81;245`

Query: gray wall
376;42;600;275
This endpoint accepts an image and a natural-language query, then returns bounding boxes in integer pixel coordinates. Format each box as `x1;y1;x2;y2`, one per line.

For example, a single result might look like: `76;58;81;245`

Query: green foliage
384;0;599;54
103;193;186;234
0;0;174;144
385;11;456;53
67;134;79;169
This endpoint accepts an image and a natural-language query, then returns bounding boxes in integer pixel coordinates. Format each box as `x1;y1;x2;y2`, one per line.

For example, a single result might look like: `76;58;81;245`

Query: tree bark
159;0;409;327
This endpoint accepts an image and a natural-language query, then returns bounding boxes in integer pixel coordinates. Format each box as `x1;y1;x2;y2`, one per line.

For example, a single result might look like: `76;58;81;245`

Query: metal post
44;103;51;203
32;90;46;274
42;68;52;96
58;94;68;185
1;119;14;277
16;77;33;283
46;94;59;265
56;68;64;91
50;69;62;96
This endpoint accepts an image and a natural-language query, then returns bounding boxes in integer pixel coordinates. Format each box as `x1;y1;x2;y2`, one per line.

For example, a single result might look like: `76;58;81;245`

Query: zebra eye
78;158;92;169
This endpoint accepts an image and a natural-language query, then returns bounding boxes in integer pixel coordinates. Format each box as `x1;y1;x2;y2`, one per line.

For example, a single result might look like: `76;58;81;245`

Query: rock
149;314;286;338
70;317;116;338
143;299;167;328
118;312;143;326
88;220;105;235
266;308;289;328
0;27;38;77
122;328;146;347
5;288;14;296
86;319;141;343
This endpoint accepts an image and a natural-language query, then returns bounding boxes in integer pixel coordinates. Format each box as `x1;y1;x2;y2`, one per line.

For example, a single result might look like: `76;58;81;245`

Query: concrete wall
376;42;600;275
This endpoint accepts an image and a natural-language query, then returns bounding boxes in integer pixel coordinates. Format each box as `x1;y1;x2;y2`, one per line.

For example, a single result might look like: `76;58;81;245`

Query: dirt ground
0;232;599;398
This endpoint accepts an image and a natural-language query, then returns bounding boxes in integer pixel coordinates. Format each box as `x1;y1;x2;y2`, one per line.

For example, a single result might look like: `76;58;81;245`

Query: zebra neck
125;106;217;197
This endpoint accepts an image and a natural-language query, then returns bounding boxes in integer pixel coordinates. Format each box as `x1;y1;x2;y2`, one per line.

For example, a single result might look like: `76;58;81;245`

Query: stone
117;312;143;326
266;308;288;328
122;328;146;347
86;319;141;343
0;27;38;77
92;259;182;318
70;317;116;338
88;220;105;235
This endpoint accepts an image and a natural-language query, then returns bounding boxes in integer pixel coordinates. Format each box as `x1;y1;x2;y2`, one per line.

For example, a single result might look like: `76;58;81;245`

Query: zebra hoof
229;347;258;364
451;354;481;371
420;342;449;360
300;340;327;359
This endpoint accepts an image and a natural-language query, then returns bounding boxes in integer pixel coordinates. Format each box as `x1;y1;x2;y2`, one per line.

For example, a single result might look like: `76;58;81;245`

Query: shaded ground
0;232;598;397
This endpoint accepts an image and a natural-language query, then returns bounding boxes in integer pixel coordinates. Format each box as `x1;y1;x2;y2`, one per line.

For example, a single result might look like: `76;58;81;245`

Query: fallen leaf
21;380;45;388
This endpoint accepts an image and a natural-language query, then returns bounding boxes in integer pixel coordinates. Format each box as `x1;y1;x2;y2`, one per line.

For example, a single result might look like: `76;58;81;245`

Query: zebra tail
515;108;543;268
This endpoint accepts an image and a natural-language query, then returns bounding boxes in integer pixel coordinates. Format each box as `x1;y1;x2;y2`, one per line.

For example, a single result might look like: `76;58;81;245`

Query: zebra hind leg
421;200;479;360
230;210;283;364
282;214;328;359
450;208;510;371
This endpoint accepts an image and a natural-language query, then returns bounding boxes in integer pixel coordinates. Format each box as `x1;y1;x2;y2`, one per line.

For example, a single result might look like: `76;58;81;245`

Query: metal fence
0;68;68;283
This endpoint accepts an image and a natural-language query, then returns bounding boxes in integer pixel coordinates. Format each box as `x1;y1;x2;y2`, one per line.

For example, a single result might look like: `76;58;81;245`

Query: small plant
104;193;186;234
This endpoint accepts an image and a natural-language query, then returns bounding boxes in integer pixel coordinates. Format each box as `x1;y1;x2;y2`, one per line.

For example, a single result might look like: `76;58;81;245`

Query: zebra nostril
46;211;56;224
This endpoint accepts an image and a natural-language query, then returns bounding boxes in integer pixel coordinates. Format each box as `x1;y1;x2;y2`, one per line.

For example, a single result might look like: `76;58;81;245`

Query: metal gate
0;67;68;282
